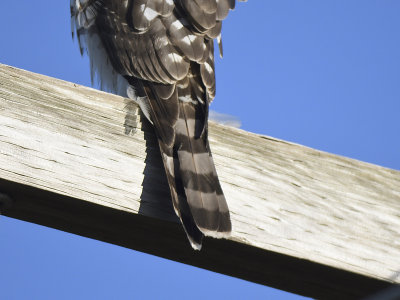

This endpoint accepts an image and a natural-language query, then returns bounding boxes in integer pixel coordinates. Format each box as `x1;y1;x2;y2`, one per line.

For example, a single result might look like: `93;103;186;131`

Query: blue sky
0;1;399;299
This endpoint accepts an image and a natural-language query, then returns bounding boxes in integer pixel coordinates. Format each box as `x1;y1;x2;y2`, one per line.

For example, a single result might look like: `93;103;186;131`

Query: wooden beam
0;63;399;299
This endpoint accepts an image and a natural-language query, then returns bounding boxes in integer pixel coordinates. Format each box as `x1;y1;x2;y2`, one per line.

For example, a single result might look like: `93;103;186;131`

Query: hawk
70;0;243;249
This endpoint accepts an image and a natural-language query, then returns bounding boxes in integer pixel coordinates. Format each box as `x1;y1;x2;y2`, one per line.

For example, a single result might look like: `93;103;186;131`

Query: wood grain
1;63;399;299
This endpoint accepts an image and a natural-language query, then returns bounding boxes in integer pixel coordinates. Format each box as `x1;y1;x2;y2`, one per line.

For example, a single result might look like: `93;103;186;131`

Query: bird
70;0;244;250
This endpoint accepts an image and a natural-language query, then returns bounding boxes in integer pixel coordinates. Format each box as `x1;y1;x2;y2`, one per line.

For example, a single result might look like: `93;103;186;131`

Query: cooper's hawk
71;0;243;249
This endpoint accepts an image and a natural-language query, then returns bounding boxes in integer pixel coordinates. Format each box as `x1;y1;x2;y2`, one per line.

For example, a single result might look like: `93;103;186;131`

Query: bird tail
141;80;231;250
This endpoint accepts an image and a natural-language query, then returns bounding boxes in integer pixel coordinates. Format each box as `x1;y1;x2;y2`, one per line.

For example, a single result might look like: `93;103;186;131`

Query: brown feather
71;0;240;249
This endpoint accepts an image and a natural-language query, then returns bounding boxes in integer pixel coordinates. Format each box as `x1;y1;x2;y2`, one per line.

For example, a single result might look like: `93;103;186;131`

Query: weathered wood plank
1;63;399;299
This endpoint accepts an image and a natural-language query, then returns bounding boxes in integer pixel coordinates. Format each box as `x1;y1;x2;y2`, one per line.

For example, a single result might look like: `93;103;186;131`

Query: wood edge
0;177;394;299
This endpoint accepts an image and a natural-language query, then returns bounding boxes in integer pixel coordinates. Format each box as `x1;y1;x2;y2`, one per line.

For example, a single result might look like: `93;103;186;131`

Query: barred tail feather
149;94;231;250
175;100;231;238
141;77;231;249
158;142;204;250
157;108;231;249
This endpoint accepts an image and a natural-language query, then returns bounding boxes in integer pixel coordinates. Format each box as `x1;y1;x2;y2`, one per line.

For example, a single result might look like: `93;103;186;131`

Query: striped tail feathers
140;80;205;249
156;138;205;250
175;69;231;237
139;77;231;249
175;99;232;238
